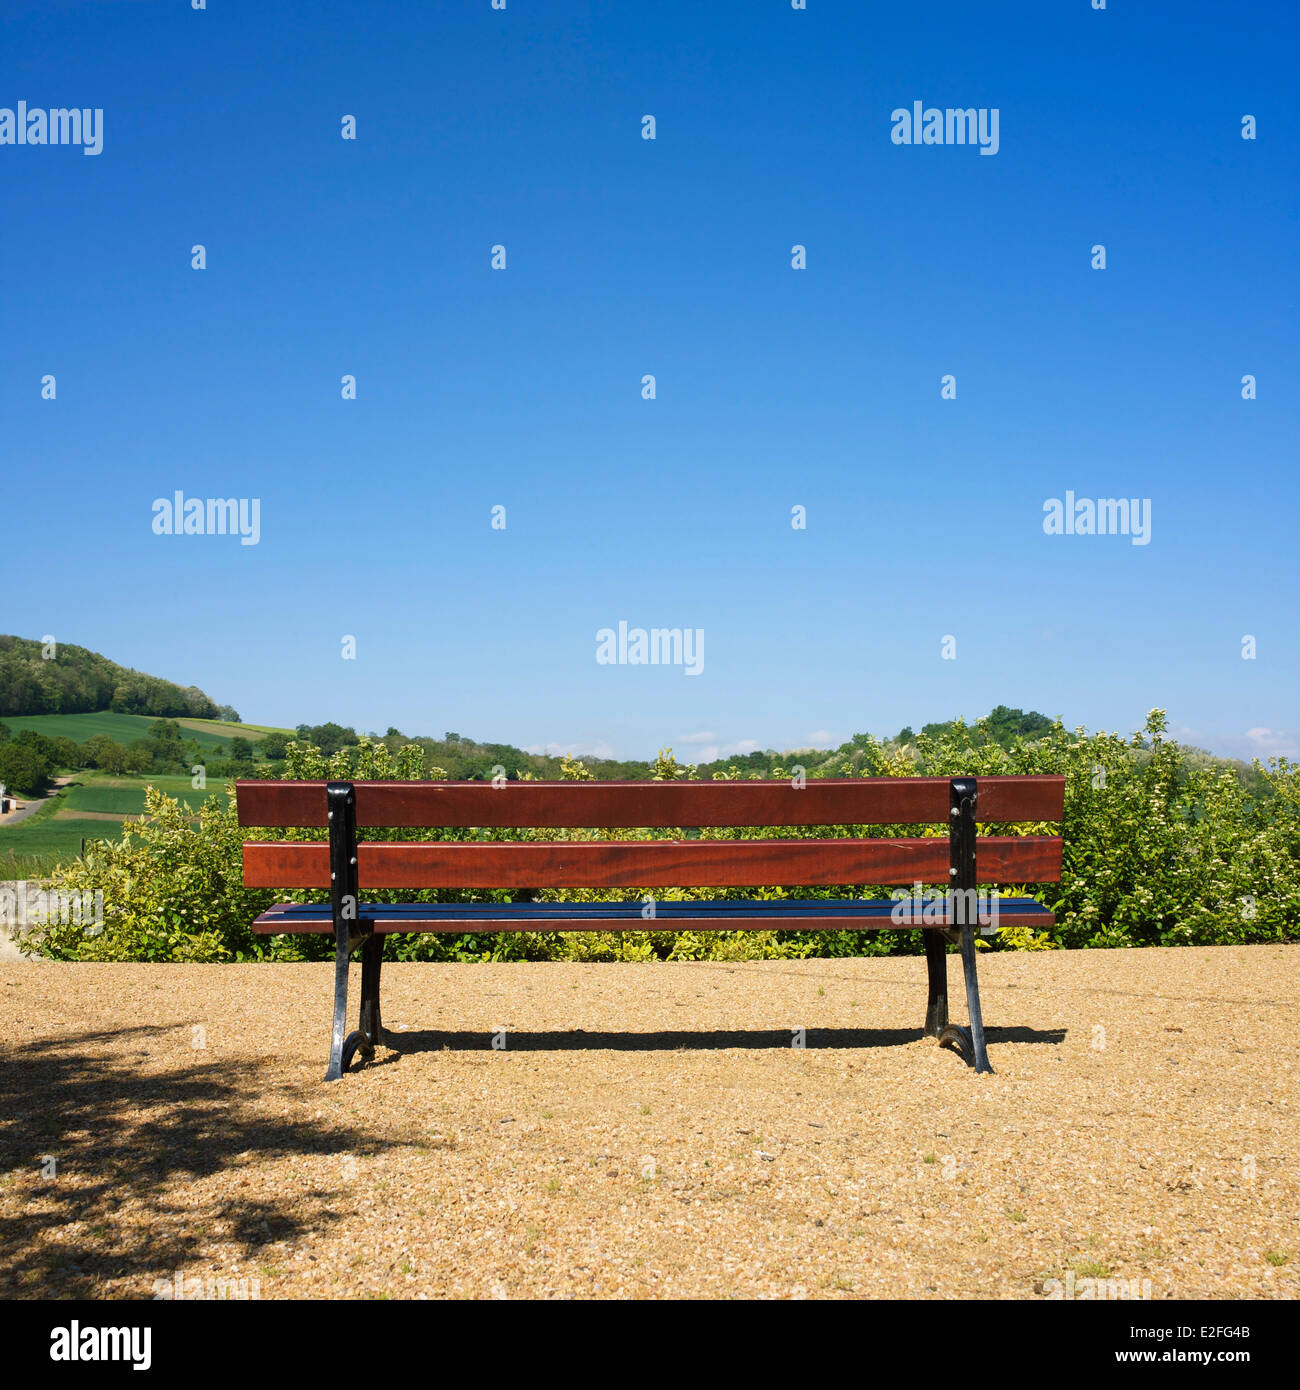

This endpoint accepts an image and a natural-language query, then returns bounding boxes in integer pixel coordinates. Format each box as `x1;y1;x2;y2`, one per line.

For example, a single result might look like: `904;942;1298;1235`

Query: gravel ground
1;946;1297;1300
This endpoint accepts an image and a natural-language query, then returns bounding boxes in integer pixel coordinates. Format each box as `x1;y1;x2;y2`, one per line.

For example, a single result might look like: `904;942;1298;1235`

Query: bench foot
936;1021;994;1074
938;1024;979;1067
339;1028;374;1075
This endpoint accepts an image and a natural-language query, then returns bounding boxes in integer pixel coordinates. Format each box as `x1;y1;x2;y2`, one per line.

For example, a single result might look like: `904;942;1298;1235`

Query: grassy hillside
0;711;281;752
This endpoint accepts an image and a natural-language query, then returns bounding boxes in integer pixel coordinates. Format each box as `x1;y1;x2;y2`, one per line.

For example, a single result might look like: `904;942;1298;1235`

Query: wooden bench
237;774;1064;1080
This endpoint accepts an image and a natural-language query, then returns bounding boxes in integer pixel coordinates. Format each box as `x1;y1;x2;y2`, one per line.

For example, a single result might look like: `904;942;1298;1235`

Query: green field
0;773;232;874
0;710;287;751
0;816;124;874
176;717;292;739
62;775;229;816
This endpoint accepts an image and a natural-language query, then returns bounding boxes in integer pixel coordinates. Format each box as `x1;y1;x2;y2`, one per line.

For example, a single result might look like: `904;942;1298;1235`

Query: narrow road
0;775;78;828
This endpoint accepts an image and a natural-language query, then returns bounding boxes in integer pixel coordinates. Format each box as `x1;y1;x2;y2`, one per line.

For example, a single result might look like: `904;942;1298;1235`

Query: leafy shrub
36;787;256;961
911;709;1300;948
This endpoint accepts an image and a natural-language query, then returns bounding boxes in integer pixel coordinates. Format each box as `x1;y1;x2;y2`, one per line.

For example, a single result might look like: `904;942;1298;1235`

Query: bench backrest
237;775;1065;890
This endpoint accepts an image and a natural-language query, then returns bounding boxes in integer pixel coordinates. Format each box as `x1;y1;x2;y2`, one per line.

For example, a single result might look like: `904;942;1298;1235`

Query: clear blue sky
3;1;1296;763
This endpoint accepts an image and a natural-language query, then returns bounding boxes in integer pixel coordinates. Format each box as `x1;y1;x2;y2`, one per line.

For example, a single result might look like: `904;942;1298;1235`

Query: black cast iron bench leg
957;918;993;1073
926;776;996;1075
925;924;975;1069
325;924;382;1081
323;779;383;1081
926;923;992;1074
358;931;384;1050
923;928;949;1037
931;921;994;1074
325;925;353;1083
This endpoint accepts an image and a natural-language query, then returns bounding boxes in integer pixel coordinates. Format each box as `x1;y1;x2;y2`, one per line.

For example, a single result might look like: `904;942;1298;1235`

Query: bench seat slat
235;775;1065;829
242;835;1062;890
250;897;1056;934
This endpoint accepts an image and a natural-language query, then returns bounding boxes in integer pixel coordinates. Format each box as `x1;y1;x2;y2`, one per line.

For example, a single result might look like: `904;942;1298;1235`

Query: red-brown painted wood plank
976;775;1064;823
242;835;1062;889
235;775;1064;829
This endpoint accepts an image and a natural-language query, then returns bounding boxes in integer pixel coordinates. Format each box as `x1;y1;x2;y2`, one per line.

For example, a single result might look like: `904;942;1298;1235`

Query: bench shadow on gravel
376;1024;1066;1056
0;1023;385;1298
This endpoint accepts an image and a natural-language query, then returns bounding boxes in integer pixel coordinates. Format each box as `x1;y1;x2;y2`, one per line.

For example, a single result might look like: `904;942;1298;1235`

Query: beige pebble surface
1;946;1297;1300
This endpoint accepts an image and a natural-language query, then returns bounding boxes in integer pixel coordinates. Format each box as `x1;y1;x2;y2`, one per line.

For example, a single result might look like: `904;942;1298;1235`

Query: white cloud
677;731;718;745
525;740;617;760
690;738;760;763
804;730;837;749
1242;727;1300;760
1200;727;1300;762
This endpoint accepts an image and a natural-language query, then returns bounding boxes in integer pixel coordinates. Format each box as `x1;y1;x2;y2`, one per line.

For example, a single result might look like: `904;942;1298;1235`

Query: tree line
0;719;259;795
